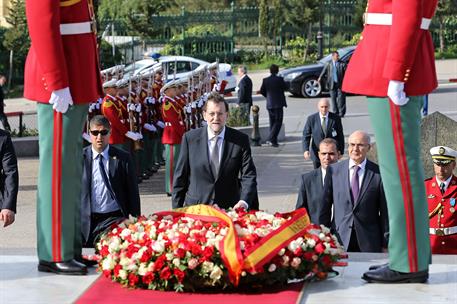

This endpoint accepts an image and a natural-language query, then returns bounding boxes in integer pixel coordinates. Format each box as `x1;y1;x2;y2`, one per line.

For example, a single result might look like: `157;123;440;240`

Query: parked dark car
279;46;356;98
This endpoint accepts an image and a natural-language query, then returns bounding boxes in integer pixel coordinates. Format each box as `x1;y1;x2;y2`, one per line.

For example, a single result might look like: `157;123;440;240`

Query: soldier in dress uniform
161;80;186;196
152;67;166;167
24;0;103;275
426;146;457;254
343;0;438;283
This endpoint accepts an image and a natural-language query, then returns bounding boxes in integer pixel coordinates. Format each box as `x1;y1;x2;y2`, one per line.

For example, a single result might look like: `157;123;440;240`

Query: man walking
0;129;18;228
237;65;253;125
260;64;287;147
318;51;347;117
303;98;344;168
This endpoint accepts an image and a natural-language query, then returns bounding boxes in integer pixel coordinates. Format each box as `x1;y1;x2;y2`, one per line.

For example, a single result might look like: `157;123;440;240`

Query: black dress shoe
362;265;428;283
75;255;99;267
368;262;389;270
38;259;88;275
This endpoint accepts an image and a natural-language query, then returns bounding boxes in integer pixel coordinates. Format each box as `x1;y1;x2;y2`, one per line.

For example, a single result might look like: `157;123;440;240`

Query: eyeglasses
90;129;109;136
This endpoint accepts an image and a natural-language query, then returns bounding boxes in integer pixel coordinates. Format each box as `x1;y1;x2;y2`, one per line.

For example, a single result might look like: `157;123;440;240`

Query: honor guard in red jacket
426;146;457;254
24;0;104;275
343;0;438;283
161;80;186;196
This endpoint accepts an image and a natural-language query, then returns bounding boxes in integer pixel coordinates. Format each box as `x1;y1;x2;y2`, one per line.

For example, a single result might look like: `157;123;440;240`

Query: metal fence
5;111;38;137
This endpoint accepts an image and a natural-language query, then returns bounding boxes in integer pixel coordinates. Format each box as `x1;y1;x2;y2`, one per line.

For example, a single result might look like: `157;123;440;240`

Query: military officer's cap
430;146;457;165
175;78;188;87
116;78;129;88
208;62;218;70
103;79;118;89
160;80;178;94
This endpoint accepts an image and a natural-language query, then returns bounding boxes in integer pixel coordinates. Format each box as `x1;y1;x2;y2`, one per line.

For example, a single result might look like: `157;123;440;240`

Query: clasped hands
49;87;73;113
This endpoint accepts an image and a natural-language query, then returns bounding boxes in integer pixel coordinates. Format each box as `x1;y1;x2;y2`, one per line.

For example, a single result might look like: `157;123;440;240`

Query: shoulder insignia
103;100;113;108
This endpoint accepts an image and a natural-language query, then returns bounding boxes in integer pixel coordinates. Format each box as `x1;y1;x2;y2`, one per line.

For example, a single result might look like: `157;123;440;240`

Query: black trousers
0;111;10;131
84;210;124;248
267;107;283;145
329;83;346;117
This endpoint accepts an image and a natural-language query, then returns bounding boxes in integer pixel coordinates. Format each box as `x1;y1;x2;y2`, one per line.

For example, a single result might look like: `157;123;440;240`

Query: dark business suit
302;112;344;168
80;145;141;246
237;75;253;125
172;126;257;209
319;60;347;117
321;159;388;252
0;85;11;131
0;130;18;213
296;168;329;225
260;74;287;145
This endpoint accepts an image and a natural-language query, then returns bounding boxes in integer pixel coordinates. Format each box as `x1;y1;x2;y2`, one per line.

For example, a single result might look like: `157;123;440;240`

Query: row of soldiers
87;62;226;195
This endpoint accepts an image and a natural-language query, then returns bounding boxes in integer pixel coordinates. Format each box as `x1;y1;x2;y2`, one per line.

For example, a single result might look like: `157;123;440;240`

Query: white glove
82;132;91;143
144;123;157;132
186;105;192;113
191;101;197;109
136;132;143;140
49;87;73;113
198;99;204;108
387;80;409;106
135;104;142;112
125;131;139;141
128;103;136;111
156;121;165;129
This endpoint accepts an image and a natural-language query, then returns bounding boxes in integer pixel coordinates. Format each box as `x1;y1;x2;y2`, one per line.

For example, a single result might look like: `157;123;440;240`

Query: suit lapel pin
427;194;435;199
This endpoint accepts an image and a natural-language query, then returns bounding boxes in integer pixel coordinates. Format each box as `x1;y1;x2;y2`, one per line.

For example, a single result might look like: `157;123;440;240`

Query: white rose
307;239;316;248
120;228;131;238
172;258;181;267
278;248;286;256
268;264;277;272
282;255;290;266
152;241;165;253
118;269;127;280
108;238;121;252
102;257;115;271
138;263;148;276
127;263;138;272
288;240;299;252
206;230;216;240
147;262;155;272
209;265;223;285
201;261;214;273
291;257;301;269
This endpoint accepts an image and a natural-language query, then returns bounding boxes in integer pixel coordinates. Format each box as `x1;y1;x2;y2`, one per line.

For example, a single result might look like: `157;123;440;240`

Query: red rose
202;246;214;260
160;266;171;280
140;250;152;263
113;264;122;276
173;268;185;283
174;248;186;259
321;255;332;266
191;244;203;256
303;251;314;261
154;254;167;270
103;269;111;278
128;273;139;287
315;243;326;254
142;272;155;285
99;245;109;257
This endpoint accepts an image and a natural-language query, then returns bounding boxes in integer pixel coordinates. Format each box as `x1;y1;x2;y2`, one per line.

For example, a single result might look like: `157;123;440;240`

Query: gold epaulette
60;0;81;7
103;100;113;108
429;203;443;219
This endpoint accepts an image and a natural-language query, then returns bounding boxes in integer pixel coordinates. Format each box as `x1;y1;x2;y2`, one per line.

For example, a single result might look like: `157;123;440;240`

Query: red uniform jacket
161;96;185;145
426;175;457;254
24;0;103;104
343;0;438;97
101;95;129;145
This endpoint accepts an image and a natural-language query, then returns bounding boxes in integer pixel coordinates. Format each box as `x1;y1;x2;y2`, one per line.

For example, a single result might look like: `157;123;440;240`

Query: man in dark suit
173;92;257;210
303;98;344;168
0;129;18;227
321;130;388;252
80;115;141;251
296;138;339;224
236;65;253;125
260;64;287;147
318;51;347;117
0;75;11;132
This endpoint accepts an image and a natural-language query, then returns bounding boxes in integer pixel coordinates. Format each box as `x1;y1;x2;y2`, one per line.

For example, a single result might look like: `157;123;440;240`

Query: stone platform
1;253;456;303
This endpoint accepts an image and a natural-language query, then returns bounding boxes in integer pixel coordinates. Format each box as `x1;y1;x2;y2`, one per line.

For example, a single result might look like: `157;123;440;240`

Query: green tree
435;0;457;53
258;0;269;57
283;0;320;60
3;0;29;91
353;0;367;30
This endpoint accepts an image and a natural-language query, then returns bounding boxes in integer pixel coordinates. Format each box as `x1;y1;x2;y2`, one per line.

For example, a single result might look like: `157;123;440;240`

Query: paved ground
0;59;456;303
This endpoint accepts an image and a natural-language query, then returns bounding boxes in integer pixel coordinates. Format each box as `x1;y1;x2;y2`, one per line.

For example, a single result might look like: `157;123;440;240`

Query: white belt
60;22;94;35
165;121;184;126
364;13;431;30
429;226;457;236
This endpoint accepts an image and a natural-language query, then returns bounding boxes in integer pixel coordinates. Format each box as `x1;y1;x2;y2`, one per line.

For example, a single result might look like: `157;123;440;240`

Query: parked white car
121;55;236;93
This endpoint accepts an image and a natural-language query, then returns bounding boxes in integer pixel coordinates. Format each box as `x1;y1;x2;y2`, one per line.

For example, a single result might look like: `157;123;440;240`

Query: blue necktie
98;154;116;200
333;61;338;83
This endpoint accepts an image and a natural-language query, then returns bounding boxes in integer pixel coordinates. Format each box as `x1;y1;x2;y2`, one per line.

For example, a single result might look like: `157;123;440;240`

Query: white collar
436;175;452;189
319;112;329;120
207;126;226;141
349;158;367;171
92;145;110;160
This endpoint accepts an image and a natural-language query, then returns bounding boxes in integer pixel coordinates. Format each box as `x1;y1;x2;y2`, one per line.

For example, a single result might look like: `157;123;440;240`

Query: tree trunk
7;49;13;93
303;24;312;61
439;18;445;53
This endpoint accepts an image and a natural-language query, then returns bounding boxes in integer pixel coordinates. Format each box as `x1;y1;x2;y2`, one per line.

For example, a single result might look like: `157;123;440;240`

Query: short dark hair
332;51;339;56
319;138;338;150
89;115;111;130
270;64;279;75
203;92;229;112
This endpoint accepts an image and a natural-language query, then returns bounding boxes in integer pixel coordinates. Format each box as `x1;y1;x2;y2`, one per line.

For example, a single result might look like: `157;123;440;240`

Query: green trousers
37;103;88;262
367;96;430;273
165;144;180;194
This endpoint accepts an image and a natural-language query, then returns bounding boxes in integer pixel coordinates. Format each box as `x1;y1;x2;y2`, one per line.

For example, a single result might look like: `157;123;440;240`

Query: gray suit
321;159;388;252
295;168;329;225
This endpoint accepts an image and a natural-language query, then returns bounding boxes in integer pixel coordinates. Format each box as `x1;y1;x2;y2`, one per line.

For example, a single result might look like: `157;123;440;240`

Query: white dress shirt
348;158;367;189
207;126;225;164
91;145;119;213
436;175;452;193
